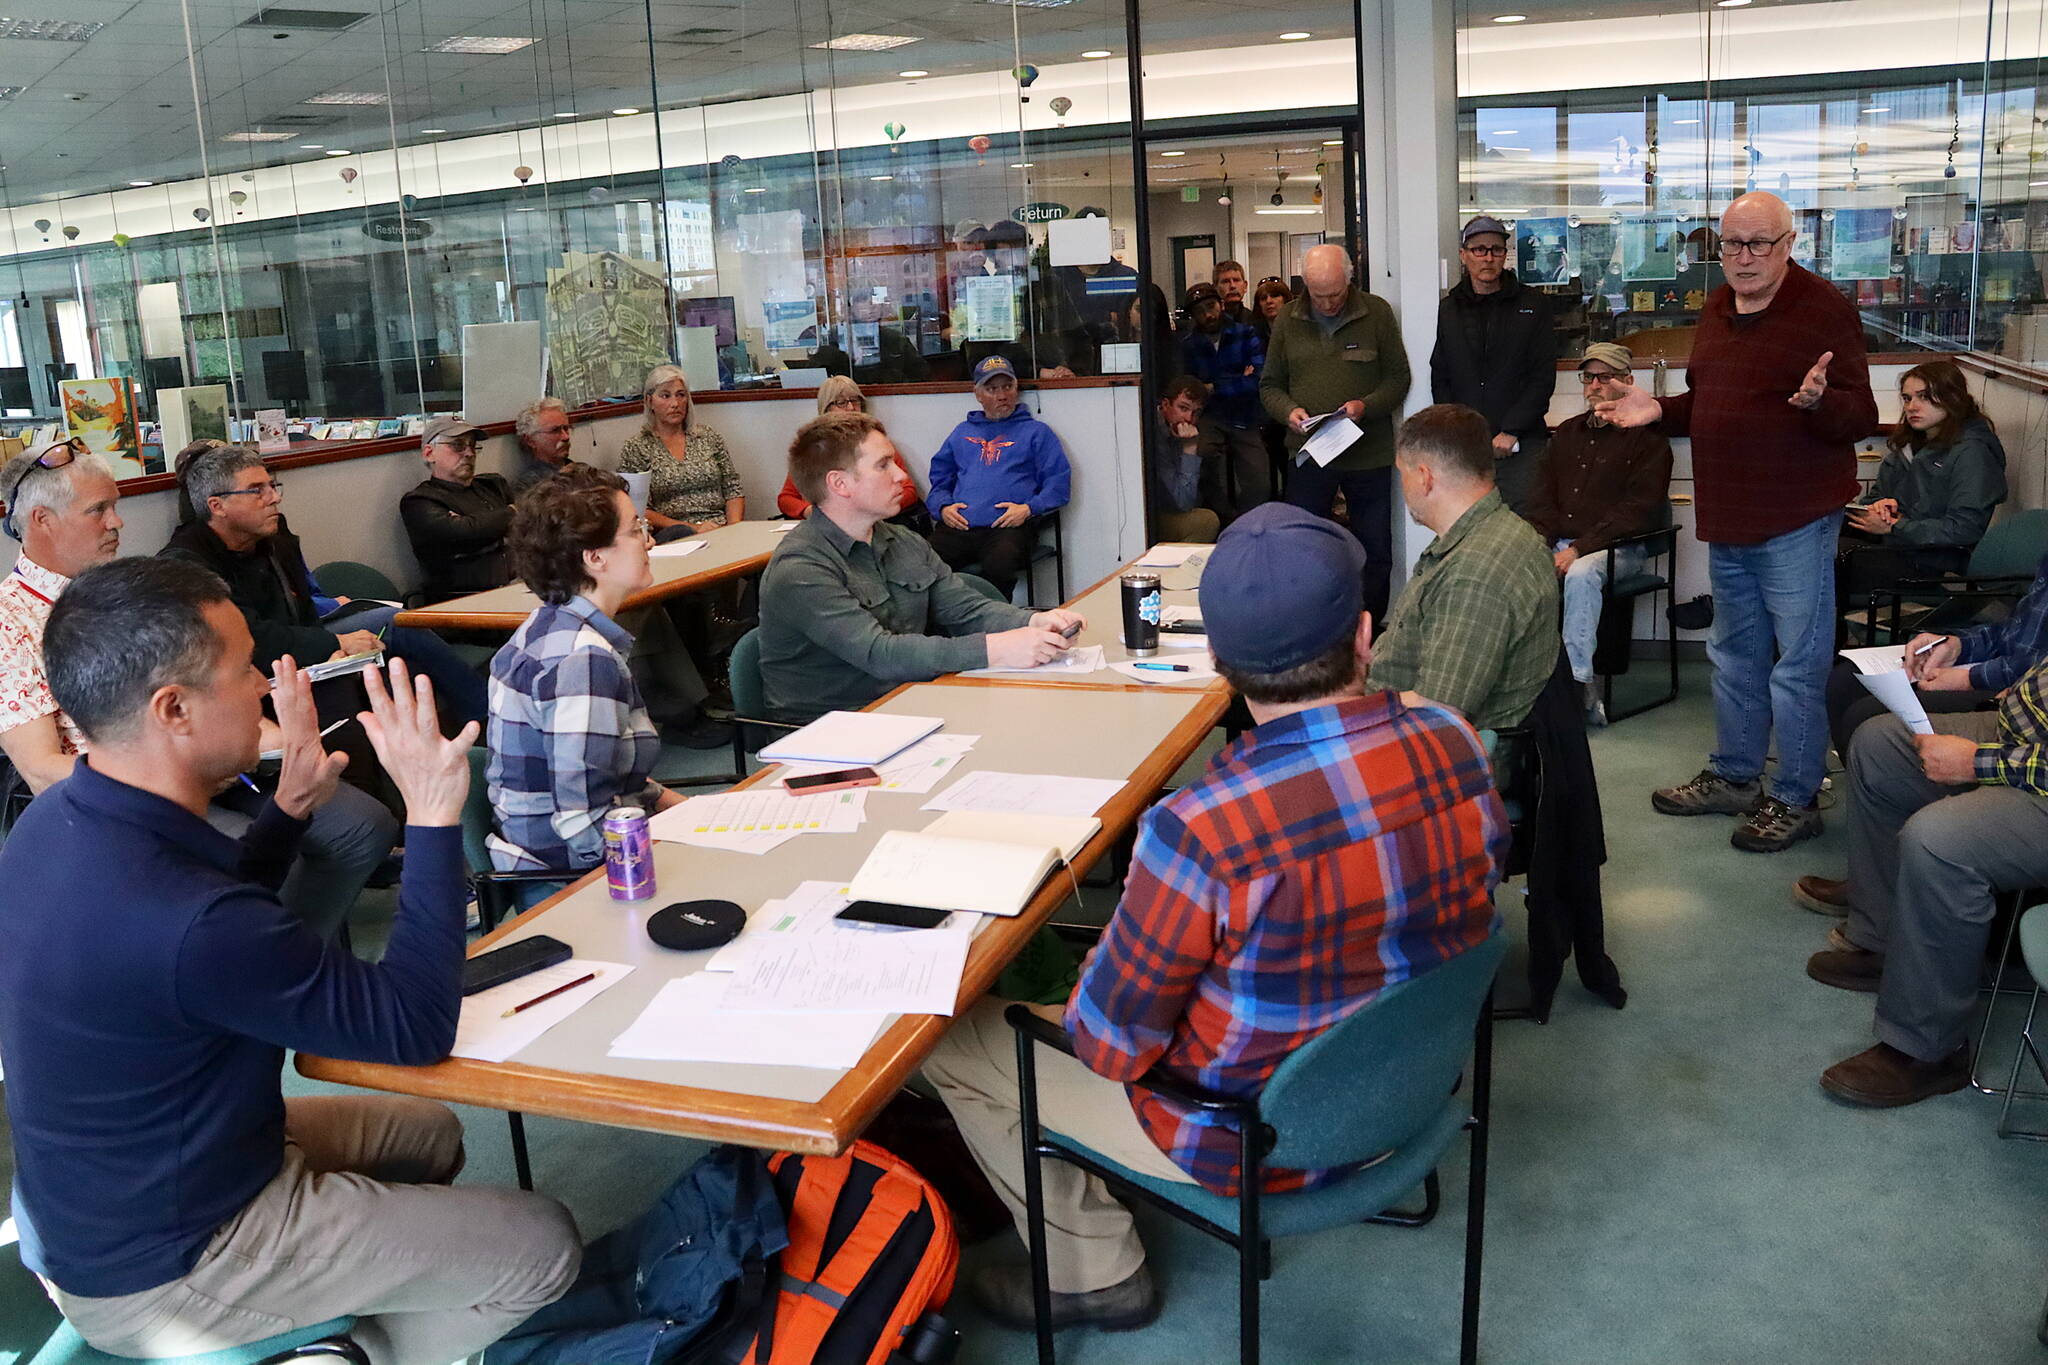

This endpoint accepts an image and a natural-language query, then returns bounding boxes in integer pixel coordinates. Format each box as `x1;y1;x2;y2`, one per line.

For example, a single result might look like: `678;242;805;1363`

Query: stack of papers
723;928;971;1017
759;711;943;766
1300;415;1364;468
922;769;1124;817
648;786;868;855
774;733;979;794
608;975;889;1069
451;959;634;1064
1110;656;1219;684
648;540;707;559
1135;544;1205;569
1839;644;1933;734
705;879;978;973
963;645;1106;678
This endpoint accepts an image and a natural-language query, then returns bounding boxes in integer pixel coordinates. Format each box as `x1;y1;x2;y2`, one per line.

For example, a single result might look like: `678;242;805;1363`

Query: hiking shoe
1806;946;1884;993
970;1262;1160;1333
1820;1043;1969;1108
1732;797;1824;852
1651;769;1762;816
1793;875;1850;917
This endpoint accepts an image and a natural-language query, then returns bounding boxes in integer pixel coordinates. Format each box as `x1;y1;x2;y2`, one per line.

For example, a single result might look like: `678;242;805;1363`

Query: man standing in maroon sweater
1602;192;1877;852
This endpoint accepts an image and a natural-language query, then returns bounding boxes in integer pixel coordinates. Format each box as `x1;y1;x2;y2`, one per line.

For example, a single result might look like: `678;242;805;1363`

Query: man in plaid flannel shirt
925;503;1506;1333
1802;651;2048;1107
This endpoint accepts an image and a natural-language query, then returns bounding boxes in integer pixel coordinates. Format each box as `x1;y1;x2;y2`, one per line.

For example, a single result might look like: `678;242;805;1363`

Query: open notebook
847;811;1101;917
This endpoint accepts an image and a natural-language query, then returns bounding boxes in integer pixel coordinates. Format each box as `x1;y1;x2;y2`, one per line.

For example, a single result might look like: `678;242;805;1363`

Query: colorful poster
1829;207;1897;282
1515;216;1571;284
158;384;230;457
760;299;819;352
544;250;672;408
256;408;289;453
60;377;143;477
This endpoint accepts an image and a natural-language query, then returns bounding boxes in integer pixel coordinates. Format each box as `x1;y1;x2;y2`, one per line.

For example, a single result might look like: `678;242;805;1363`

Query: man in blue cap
924;503;1507;1334
925;355;1073;601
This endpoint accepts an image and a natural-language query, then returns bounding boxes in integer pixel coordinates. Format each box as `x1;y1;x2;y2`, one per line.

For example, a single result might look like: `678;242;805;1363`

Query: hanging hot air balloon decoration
63;225;80;240
32;218;49;238
228;190;248;211
110;232;130;248
190;208;208;223
883;121;905;143
588;185;610;203
968;134;992;166
1049;96;1071;126
338;166;358;186
1013;63;1038;88
720;153;743;171
401;193;418;212
513;164;534;184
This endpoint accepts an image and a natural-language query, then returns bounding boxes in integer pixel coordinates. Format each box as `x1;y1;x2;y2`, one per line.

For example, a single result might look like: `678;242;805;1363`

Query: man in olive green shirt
1262;243;1412;620
1370;404;1559;732
758;412;1082;723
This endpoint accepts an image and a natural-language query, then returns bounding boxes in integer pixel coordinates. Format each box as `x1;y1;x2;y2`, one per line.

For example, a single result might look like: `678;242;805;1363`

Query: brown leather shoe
1793;875;1849;917
1820;1042;1970;1108
1806;946;1885;993
970;1262;1161;1333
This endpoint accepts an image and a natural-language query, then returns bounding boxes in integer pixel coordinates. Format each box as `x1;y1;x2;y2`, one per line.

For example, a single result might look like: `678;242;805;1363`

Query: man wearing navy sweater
1602;190;1878;854
0;558;578;1365
926;355;1073;602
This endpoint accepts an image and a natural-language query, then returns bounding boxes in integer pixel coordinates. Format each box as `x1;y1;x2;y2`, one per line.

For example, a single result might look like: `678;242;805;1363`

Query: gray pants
1844;713;2048;1061
1199;419;1271;517
207;782;399;940
52;1095;580;1365
620;604;708;720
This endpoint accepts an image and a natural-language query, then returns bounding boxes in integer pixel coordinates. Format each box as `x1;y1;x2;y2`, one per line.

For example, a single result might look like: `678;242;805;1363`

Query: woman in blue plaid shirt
486;465;681;873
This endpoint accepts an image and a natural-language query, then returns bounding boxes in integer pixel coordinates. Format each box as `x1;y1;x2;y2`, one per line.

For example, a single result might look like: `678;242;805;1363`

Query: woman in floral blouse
617;364;745;533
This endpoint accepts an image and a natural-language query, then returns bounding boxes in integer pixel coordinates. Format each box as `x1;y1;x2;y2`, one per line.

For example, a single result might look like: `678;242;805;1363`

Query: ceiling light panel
422;36;535;54
240;8;370;31
0;18;103;41
986;0;1078;8
811;33;921;51
224;130;299;141
305;91;389;105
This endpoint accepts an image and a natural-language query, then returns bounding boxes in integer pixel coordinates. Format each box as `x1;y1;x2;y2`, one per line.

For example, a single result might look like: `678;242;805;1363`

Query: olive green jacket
1259;288;1412;471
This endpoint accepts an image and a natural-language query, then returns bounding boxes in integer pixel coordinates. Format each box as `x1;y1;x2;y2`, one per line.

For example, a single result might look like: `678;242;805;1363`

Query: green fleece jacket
1259;288;1412;472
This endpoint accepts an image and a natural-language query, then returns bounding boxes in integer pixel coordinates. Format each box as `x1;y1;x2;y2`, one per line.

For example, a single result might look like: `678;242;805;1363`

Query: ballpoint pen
1132;662;1190;673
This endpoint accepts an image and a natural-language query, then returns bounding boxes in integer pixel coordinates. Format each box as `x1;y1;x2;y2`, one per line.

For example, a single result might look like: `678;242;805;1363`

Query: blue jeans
327;603;490;727
1705;511;1842;807
1555;540;1645;684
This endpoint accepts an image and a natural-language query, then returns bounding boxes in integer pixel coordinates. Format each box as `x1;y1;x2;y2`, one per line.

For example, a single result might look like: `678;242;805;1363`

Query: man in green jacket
1261;243;1411;619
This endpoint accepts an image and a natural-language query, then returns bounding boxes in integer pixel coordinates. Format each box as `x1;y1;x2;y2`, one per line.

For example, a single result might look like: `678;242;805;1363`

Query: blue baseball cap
972;355;1018;387
1199;504;1367;673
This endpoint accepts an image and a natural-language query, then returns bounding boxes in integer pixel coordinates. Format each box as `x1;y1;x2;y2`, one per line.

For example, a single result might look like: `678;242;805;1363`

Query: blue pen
238;773;262;793
1132;662;1190;673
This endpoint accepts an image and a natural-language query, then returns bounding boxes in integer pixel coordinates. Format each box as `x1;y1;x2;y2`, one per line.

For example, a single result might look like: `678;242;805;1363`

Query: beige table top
984;545;1219;693
393;519;791;631
297;677;1225;1155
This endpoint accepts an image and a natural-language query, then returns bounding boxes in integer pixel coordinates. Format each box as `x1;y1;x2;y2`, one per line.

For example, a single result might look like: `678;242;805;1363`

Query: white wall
0;386;1148;601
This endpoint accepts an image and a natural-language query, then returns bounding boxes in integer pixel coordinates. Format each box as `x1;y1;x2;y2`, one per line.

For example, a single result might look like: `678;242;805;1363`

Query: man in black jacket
1430;215;1558;516
401;416;514;601
160;445;488;726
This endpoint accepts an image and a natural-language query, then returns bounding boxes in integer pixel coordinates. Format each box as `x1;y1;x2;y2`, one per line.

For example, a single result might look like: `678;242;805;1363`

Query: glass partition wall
1455;0;2048;365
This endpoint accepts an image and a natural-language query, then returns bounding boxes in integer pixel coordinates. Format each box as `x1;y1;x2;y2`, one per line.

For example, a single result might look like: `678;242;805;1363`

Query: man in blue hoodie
927;355;1074;601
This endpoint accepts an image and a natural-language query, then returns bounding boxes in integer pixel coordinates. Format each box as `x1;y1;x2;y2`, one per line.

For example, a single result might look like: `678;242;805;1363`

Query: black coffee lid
646;899;746;951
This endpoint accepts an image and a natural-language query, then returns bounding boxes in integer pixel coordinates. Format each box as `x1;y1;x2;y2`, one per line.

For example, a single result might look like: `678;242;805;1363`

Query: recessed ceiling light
1672;118;1700;125
1715;0;1751;7
419;127;447;134
611;107;639;116
299;143;325;150
1491;13;1527;22
811;33;920;51
1489;129;1518;136
305;91;388;105
744;186;767;193
225;131;298;142
0;18;102;41
554;111;578;119
423;35;534;54
870;174;893;181
1322;139;1342;146
898;69;928;78
1010;162;1034;168
1161;150;1185;157
1862;105;1891;114
128;180;152;187
1081;49;1112;59
325;148;352;156
1256;206;1320;215
1279;31;1311;40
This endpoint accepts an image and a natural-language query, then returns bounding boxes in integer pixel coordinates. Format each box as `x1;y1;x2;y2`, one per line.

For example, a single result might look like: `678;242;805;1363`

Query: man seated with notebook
0;559;579;1362
160;443;489;727
924;503;1507;1332
758;411;1081;723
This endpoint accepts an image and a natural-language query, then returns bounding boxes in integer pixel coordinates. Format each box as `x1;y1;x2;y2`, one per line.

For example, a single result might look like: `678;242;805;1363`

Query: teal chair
29;1319;367;1364
1858;508;2048;644
309;560;400;605
1006;932;1507;1365
1995;902;2048;1142
955;571;1005;603
460;747;574;934
725;628;801;779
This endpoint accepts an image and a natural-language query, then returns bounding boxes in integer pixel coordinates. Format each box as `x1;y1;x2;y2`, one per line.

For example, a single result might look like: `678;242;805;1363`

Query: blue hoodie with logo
925;405;1073;528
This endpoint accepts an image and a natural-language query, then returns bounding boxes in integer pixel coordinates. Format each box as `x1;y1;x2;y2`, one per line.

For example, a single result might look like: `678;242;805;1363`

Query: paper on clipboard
1298;415;1363;468
1852;669;1934;735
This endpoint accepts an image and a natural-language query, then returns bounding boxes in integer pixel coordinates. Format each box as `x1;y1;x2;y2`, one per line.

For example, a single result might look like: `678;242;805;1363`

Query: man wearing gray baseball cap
924;503;1505;1333
1430;214;1558;517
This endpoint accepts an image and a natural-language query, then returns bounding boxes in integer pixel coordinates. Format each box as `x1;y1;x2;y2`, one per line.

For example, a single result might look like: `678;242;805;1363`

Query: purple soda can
603;805;655;901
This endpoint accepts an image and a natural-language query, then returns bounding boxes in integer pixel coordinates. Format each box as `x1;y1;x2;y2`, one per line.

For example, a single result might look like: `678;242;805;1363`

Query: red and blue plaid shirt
1065;691;1506;1196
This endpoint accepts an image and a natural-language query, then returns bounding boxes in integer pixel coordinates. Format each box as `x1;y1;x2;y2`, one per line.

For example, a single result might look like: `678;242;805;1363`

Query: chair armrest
1003;1004;1256;1117
477;868;583;886
1601;525;1677;555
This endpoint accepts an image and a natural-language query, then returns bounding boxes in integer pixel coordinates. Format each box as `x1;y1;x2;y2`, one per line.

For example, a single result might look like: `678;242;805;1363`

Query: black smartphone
1060;618;1084;639
784;766;880;794
1161;619;1206;635
462;934;573;996
837;901;951;930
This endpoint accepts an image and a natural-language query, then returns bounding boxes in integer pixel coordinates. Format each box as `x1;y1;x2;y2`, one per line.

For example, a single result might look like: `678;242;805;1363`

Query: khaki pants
923;999;1195;1294
53;1095;581;1365
1155;507;1220;545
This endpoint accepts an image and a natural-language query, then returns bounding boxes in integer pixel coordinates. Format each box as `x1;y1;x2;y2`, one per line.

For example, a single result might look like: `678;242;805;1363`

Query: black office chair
959;510;1067;608
1589;506;1680;722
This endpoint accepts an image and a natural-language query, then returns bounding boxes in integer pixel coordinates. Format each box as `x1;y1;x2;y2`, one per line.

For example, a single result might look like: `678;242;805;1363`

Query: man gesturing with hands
1599;190;1877;853
0;557;579;1365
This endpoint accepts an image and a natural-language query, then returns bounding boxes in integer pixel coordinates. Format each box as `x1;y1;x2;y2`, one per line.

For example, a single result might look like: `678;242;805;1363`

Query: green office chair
955;571;1005;603
310;560;401;605
29;1320;368;1365
1007;931;1507;1365
725;627;801;779
1858;509;2048;644
460;746;575;934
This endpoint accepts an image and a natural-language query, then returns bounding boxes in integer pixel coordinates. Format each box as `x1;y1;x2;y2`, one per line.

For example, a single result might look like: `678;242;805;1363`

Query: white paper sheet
648;539;707;559
1109;657;1218;684
774;733;978;794
921;770;1125;817
1853;669;1934;734
452;959;633;1064
1840;644;1906;675
1159;605;1202;626
758;712;944;766
607;974;888;1068
1135;544;1204;568
707;881;974;972
720;928;971;1016
1299;415;1364;467
961;645;1106;678
649;787;868;847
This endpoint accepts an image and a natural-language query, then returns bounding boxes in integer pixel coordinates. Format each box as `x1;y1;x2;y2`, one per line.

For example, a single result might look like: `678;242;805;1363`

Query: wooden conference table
392;519;788;632
298;673;1227;1155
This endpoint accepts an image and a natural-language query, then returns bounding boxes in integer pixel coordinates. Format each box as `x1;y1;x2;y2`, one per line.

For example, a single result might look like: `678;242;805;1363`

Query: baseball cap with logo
423;415;483;447
972;355;1018;388
1184;281;1222;309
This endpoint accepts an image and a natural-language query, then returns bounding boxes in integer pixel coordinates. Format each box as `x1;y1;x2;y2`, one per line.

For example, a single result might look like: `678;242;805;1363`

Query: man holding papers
925;504;1504;1332
1800;652;2048;1108
0;559;578;1363
1261;243;1411;620
759;411;1080;722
